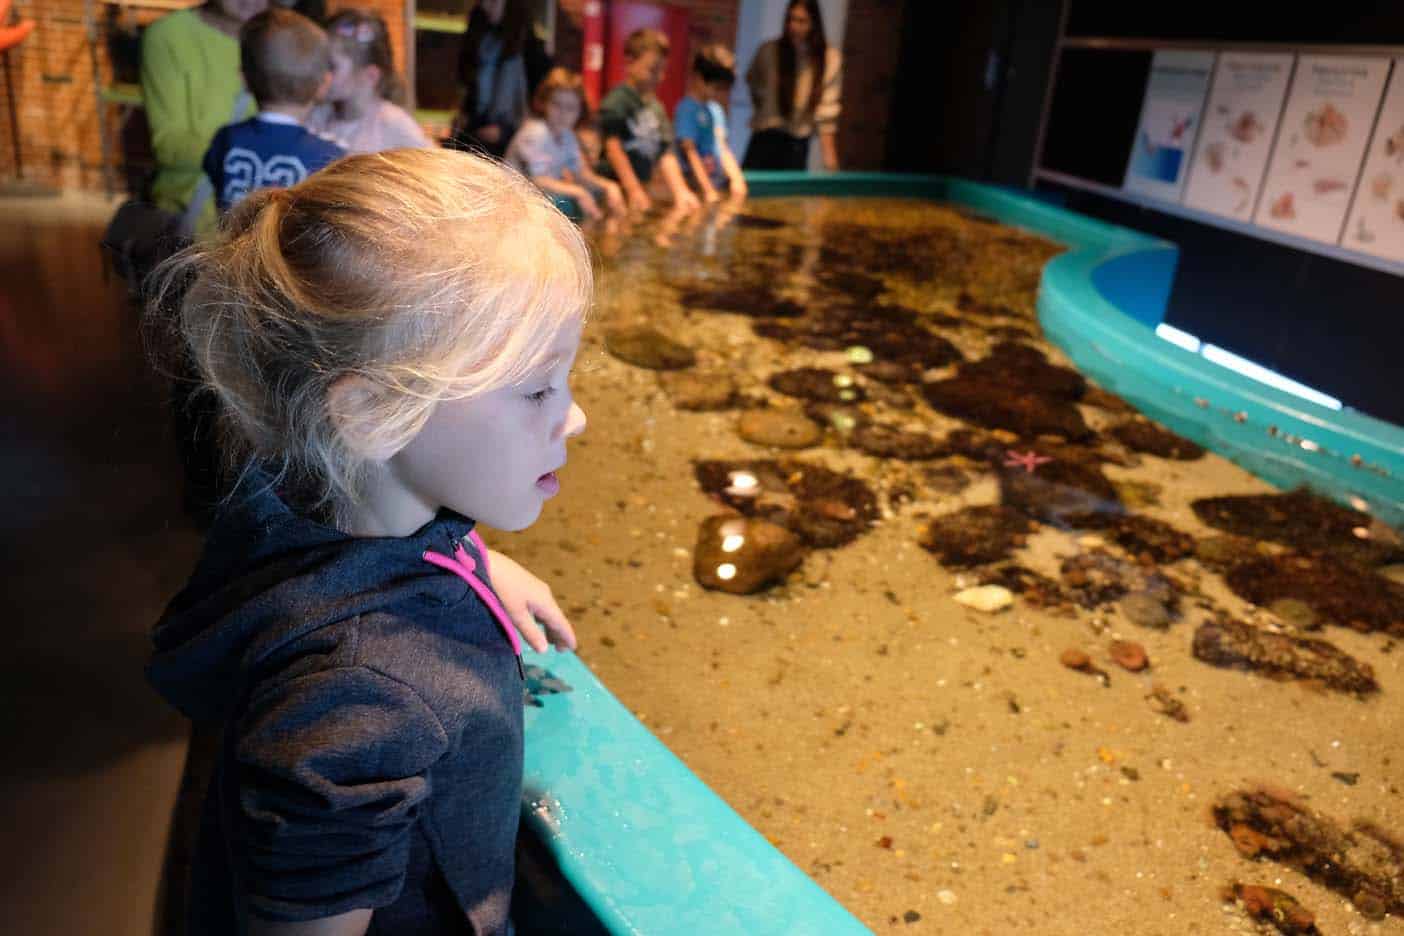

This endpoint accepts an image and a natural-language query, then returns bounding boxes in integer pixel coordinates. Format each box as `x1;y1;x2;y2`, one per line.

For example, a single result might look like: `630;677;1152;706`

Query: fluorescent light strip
1155;322;1201;352
1155;323;1344;410
1200;343;1343;411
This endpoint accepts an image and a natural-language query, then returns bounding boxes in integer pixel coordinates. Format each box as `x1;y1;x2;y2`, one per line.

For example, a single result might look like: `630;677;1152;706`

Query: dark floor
0;192;201;935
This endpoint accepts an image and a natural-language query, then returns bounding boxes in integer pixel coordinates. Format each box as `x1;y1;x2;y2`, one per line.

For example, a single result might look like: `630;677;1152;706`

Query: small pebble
1060;648;1091;669
1109;639;1149;672
1120;592;1172;630
846;346;875;364
953;585;1014;613
1269;597;1317;629
937;889;957;906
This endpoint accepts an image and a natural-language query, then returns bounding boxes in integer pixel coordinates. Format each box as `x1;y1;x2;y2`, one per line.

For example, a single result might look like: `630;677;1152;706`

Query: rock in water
1268;597;1316;630
737;410;822;449
850;423;945;460
922;375;1092;441
693;514;805;594
1193;488;1403;567
1109;640;1149;671
694;458;879;548
1110;420;1205;460
998;457;1121;525
604;326;696;370
1213;787;1404;920
1224;883;1320;936
769;367;866;403
1192;617;1378;695
1120;591;1172;629
659;370;738;410
1067;512;1195;563
1224;552;1404;635
920;505;1035;568
952;585;1014;613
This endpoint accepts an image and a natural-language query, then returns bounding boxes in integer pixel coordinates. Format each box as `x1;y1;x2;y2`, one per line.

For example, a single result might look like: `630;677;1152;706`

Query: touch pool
499;177;1404;935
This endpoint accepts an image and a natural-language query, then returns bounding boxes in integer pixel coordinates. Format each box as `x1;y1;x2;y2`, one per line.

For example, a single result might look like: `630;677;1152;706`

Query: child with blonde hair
506;67;624;220
146;148;589;934
310;8;431;153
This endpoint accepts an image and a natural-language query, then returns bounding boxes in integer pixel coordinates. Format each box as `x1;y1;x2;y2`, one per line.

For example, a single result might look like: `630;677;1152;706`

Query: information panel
1341;59;1404;262
1123;50;1216;202
1183;53;1295;220
1254;55;1390;245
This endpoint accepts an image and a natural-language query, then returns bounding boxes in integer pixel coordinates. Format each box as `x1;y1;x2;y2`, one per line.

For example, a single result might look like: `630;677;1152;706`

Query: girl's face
479;0;507;26
544;89;582;136
326;48;356;101
785;4;813;46
386;323;587;532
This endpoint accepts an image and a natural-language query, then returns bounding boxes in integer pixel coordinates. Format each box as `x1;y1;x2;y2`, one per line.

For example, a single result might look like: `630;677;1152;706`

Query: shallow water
493;198;1404;934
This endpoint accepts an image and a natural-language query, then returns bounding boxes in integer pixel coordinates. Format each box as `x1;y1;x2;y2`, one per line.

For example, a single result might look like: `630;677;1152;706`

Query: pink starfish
1003;449;1053;474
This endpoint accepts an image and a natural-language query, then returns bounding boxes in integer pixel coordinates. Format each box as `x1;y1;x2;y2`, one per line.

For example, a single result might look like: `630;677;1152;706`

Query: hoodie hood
149;473;476;722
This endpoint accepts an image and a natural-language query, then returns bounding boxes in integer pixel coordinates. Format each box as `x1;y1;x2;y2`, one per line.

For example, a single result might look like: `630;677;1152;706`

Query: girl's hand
485;549;577;652
478;124;503;144
577;190;602;220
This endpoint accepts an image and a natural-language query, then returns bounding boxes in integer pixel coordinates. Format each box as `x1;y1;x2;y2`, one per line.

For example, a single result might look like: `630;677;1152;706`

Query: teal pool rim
745;171;1404;527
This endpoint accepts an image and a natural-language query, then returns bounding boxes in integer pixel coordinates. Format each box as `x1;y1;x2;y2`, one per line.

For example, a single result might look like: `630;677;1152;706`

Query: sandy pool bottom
491;198;1403;935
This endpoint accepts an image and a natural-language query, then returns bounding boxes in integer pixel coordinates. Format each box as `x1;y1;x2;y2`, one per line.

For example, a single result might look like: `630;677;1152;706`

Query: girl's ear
328;375;403;462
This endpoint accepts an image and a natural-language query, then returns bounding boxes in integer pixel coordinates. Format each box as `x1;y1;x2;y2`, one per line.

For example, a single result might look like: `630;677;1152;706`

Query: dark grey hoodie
149;474;523;934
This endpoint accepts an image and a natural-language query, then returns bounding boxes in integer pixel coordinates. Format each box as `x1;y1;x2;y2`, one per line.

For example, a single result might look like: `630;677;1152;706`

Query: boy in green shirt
596;28;699;214
141;0;266;229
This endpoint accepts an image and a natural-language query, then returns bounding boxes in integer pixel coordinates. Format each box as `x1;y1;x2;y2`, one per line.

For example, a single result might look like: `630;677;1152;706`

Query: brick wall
0;0;111;190
0;0;407;192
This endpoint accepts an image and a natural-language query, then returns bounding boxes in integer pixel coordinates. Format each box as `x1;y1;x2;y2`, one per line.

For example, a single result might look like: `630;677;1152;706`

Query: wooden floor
0;190;201;935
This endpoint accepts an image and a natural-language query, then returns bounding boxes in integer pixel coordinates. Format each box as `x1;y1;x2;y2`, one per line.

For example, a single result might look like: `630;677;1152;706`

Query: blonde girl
310;9;431;153
146;148;588;935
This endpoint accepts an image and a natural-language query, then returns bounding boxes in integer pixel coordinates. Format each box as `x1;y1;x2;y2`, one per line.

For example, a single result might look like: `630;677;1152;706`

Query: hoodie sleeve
234;666;449;921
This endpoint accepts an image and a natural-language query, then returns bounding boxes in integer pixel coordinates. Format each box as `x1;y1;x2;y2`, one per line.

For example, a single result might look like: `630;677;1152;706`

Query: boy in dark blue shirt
596;28;699;215
203;8;344;214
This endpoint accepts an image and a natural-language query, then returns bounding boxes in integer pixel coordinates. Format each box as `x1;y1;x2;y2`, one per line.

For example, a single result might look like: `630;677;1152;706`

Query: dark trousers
742;128;810;170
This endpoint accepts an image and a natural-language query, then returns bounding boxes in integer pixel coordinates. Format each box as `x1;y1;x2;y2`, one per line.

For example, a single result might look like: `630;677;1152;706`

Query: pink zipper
423;532;525;679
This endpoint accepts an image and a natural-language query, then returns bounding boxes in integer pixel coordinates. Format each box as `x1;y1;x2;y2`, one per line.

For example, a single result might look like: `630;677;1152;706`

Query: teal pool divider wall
521;172;1404;936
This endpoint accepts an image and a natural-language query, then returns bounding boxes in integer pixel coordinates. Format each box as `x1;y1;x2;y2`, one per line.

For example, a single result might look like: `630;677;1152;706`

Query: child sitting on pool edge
146;148;589;934
674;44;748;203
506;67;625;220
596;28;700;214
309;8;431;153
